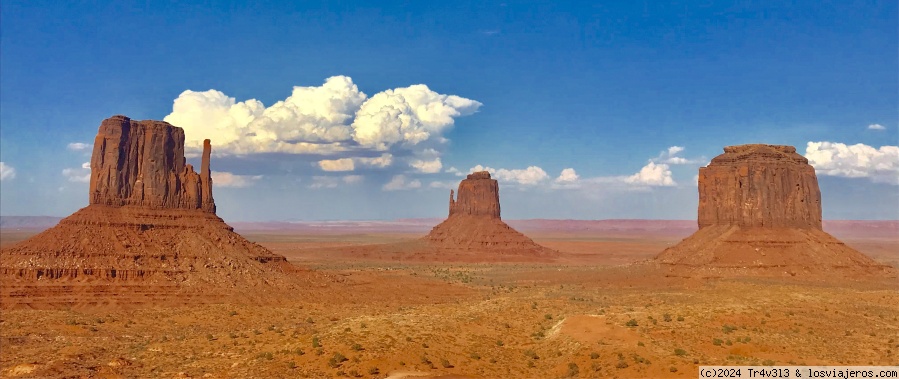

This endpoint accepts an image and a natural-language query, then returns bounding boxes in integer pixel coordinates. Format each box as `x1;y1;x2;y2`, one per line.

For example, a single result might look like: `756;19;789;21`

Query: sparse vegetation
328;352;348;368
625;319;638;327
674;348;687;356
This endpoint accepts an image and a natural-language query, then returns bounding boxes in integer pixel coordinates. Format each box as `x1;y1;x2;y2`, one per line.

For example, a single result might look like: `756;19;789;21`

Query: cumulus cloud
318;158;355;172
624;162;675;186
163;76;481;160
470;165;549;185
352;85;482;150
410;157;443;173
445;167;464;176
805;141;899;184
212;172;263;188
67;142;90;151
654;145;701;165
0;162;16;181
555;168;579;183
868;123;886;130
383;175;422;191
357;153;393;168
62;162;91;183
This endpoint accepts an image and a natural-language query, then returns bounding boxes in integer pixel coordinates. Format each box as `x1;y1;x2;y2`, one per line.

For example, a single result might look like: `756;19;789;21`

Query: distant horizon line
1;215;897;223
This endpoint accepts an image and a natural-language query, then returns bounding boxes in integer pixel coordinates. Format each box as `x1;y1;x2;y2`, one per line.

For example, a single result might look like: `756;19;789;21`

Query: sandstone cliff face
656;144;892;278
89;115;215;212
449;171;501;218
1;115;298;309
697;144;821;229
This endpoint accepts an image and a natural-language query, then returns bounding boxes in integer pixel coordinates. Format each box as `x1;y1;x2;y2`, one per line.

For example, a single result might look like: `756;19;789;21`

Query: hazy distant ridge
2;216;895;239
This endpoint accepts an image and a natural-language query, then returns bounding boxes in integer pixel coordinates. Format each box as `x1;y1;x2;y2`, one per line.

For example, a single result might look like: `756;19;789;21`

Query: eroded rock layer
698;144;821;229
449;171;501;218
424;172;556;258
89;115;216;212
656;144;892;278
1;116;298;309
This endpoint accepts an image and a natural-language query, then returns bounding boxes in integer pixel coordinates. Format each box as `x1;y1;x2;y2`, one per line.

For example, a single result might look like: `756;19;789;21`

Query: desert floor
1;229;898;378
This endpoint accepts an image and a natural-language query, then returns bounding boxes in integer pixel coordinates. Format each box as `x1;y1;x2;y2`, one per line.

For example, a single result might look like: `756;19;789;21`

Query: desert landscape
1;119;897;378
2;220;898;378
2;3;897;378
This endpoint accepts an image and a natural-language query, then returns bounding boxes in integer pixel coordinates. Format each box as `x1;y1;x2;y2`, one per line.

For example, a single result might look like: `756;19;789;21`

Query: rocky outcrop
697;144;821;229
656;144;892;278
448;172;501;218
89;115;215;212
1;115;298;309
423;171;556;259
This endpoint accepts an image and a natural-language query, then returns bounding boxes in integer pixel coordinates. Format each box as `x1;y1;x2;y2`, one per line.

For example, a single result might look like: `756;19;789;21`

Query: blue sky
1;0;896;221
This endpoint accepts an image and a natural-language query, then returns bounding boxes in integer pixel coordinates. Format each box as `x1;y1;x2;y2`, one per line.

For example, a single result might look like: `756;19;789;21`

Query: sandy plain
1;222;897;378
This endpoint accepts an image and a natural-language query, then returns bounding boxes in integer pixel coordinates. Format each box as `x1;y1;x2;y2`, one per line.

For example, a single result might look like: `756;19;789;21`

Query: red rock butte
655;144;893;278
423;172;556;258
0;115;300;309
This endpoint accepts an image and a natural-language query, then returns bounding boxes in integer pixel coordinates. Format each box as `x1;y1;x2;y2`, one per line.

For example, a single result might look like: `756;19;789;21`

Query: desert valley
0;116;897;378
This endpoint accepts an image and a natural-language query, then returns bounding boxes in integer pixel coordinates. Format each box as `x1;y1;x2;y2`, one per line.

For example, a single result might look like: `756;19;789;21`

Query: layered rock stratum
0;116;300;309
423;172;556;257
655;144;893;278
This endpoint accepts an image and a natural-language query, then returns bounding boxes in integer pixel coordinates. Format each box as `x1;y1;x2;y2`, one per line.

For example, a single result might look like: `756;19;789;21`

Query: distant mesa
655;144;894;278
0;115;298;309
423;171;557;258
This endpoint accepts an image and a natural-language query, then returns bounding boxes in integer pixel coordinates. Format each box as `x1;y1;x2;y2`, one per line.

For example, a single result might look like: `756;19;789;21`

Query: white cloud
164;76;364;155
352;85;482;150
410;157;443;173
62;162;91;183
805;141;899;184
356;153;393;168
555;168;579;183
212;171;263;188
67;142;90;151
624;162;675;186
0;162;16;181
308;175;364;189
383;175;422;191
163;76;481;158
470;165;549;185
445;166;464;176
654;145;701;165
317;158;355;172
868;123;886;130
